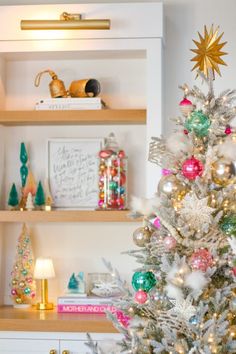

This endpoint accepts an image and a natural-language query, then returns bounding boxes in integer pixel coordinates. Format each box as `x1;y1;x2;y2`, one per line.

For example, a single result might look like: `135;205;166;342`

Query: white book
57;296;114;305
38;97;101;104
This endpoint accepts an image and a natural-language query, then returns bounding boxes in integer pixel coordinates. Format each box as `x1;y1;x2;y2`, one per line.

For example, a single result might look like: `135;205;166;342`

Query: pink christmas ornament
162;169;172;176
11;289;17;296
118;150;126;159
179;97;193;116
164;236;177;250
190;248;213;272
225;125;232;135
99;150;113;159
182;156;203;180
115;310;131;328
134;289;148;304
232;267;236;277
153;217;161;229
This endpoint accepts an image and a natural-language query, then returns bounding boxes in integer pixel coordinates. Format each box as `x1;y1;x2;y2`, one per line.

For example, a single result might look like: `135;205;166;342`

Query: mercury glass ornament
179;97;193;116
190;248;213;272
158;174;185;198
212;159;235;186
185;110;211;137
182;156;203;180
134;289;148;304
220;215;236;236
231;297;236;312
133;226;152;247
132;271;157;292
229;325;236;339
189;315;199;325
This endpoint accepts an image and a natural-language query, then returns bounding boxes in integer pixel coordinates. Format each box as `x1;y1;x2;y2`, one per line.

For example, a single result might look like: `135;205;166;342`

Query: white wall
164;0;236;132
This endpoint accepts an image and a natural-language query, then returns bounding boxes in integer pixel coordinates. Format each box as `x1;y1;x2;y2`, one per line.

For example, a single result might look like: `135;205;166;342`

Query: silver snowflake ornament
179;193;215;229
168;297;196;322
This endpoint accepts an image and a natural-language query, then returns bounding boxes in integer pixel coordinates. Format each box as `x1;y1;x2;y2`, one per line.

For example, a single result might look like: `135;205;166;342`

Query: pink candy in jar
98;133;127;210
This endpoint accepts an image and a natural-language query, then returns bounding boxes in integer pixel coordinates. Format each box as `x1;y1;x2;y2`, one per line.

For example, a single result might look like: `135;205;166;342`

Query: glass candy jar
98;133;127;210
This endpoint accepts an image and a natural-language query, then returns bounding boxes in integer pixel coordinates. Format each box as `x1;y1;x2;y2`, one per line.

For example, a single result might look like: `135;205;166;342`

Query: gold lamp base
36;278;54;311
36;302;54;310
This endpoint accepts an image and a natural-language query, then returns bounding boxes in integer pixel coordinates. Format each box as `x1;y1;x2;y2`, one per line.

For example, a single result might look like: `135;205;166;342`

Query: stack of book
35;97;104;110
57;295;117;314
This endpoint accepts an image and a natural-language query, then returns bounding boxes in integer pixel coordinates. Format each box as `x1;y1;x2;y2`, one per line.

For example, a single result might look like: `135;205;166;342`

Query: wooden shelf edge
0;210;142;223
0;109;146;125
0;306;117;333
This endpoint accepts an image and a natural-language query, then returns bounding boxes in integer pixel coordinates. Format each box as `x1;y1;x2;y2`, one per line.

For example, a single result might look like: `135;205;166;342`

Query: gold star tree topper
191;25;227;78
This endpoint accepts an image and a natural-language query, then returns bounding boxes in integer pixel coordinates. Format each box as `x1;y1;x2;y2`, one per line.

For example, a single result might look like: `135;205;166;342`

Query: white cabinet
0;338;59;353
0;332;122;354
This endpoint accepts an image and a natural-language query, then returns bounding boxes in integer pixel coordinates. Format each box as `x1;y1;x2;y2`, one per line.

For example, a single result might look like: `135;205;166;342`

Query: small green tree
8;183;19;208
68;273;79;292
35;181;45;207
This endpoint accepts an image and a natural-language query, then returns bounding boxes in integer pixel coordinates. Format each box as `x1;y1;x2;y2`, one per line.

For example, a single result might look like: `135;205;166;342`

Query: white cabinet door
60;340;88;354
60;336;121;354
0;339;59;354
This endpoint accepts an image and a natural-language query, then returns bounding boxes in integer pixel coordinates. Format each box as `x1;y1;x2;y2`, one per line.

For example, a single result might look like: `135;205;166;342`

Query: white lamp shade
34;258;55;279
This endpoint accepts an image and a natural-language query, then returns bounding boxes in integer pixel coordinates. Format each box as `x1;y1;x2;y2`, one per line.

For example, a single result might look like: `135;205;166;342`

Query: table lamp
34;257;55;310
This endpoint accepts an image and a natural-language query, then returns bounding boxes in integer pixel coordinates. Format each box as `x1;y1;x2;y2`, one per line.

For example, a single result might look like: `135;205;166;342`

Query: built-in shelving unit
0;306;117;333
0;109;146;126
0;210;141;223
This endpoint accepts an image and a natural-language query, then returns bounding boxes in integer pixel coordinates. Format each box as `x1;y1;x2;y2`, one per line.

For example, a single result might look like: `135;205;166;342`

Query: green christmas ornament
20;142;28;164
8;183;19;207
220;215;236;236
20;143;28;187
185;110;211;137
35;181;45;206
132;271;157;292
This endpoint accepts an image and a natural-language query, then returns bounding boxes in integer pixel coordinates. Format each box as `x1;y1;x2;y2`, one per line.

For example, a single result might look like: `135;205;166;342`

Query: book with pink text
57;304;117;314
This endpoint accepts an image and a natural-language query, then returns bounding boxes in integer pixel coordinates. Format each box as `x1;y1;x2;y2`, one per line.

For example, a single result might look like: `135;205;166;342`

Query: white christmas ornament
218;138;236;161
130;195;160;216
185;271;208;292
166;131;192;156
165;283;184;301
180;193;215;229
228;236;236;255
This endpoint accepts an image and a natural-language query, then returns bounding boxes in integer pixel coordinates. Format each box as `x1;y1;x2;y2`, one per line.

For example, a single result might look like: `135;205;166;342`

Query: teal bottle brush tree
19;142;28;210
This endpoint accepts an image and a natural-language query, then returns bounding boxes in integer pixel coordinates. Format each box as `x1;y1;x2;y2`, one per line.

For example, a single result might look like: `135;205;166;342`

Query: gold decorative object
157;175;187;199
191;25;227;78
21;12;110;31
34;258;55;310
211;159;235;186
34;70;67;98
69;79;101;98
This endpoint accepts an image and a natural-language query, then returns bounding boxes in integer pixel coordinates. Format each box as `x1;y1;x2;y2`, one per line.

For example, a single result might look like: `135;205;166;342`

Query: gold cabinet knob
49;350;57;354
62;351;69;354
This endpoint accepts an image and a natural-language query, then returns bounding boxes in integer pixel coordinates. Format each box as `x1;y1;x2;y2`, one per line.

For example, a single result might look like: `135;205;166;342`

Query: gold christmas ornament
229;325;236;339
212;159;235;186
133;226;152;247
191;25;227;78
157;174;187;199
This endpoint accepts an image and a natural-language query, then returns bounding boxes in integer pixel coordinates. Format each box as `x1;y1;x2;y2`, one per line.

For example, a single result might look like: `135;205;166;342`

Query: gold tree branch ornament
191;25;227;78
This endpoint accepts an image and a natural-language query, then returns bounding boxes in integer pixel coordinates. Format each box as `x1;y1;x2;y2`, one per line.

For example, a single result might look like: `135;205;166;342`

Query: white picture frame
47;138;103;209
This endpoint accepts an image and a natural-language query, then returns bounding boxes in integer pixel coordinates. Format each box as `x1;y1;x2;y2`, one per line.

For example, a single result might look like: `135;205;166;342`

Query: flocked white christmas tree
86;26;236;354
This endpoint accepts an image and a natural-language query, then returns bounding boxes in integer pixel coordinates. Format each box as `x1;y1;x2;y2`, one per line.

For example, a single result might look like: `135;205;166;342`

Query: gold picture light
21;11;110;30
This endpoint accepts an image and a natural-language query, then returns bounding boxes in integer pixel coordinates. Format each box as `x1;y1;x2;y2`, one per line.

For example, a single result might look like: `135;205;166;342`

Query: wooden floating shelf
0;109;146;125
0;210;141;223
0;306;117;333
